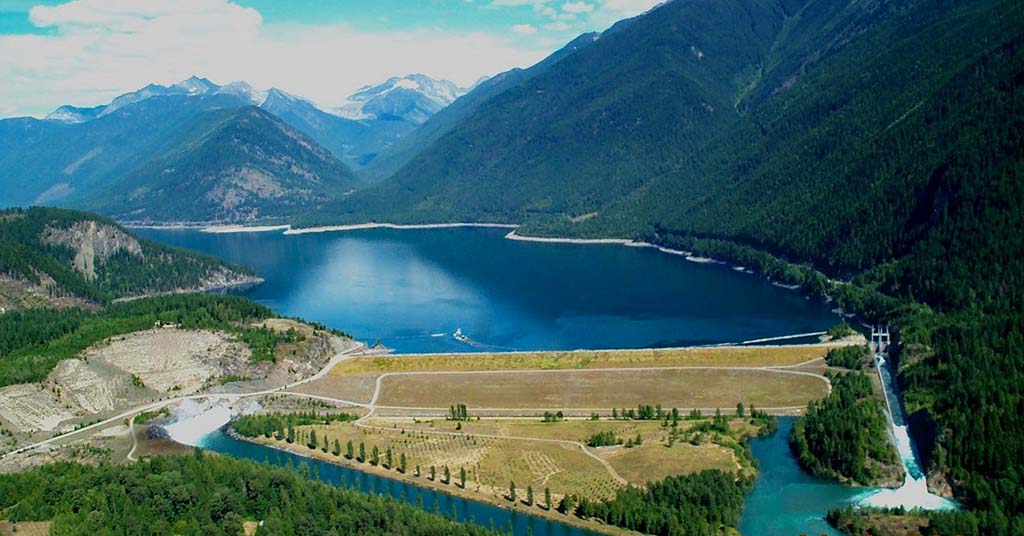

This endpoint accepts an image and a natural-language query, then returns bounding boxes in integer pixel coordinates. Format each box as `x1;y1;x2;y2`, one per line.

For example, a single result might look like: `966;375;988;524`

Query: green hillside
300;0;1024;530
0;207;256;307
76;106;358;224
311;0;789;223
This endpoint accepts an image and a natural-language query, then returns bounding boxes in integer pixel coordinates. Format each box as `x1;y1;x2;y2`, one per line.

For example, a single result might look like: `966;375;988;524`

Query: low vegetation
329;345;832;376
239;408;773;535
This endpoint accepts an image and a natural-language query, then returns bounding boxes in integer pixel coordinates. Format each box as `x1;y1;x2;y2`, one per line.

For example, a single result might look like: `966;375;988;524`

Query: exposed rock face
40;221;143;280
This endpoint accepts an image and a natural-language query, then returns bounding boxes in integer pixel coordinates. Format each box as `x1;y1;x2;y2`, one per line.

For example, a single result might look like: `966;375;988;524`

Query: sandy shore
283;222;518;235
504;230;724;263
202;225;291;234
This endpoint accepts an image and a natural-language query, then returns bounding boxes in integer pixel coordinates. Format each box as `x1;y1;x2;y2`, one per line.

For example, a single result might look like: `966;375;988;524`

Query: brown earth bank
0;319;354;462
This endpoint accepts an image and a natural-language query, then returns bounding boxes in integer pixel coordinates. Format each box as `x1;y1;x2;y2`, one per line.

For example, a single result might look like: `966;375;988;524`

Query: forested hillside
73;107;358;223
0;207;255;308
0;453;498;535
301;0;1024;531
307;0;790;223
357;32;601;184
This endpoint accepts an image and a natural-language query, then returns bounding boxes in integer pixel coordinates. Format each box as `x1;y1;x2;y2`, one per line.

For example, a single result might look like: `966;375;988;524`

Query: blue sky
0;0;661;118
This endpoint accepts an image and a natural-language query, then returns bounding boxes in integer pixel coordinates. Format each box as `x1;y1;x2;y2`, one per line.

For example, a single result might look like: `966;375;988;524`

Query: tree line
0;451;499;535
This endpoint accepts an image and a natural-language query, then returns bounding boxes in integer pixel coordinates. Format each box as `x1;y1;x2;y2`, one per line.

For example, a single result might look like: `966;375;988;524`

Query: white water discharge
163;399;234;447
858;353;959;510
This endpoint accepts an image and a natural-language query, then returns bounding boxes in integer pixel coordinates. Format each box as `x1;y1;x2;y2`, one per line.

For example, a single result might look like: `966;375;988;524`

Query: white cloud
1;0;551;117
512;23;538;34
543;21;572;31
561;1;594;14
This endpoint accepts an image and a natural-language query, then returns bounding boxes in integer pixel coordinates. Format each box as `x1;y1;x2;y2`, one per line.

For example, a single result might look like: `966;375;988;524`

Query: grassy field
244;415;761;510
328;345;834;376
375;368;827;410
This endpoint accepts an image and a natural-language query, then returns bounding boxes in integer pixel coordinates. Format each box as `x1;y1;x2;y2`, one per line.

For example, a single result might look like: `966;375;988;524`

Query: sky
0;0;663;118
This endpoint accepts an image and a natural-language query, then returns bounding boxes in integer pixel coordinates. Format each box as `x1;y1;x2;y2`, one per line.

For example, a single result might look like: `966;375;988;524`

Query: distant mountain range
0;73;463;222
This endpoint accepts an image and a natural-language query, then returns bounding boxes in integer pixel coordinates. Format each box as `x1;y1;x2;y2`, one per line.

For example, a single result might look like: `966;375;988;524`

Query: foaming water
859;354;959;511
163;400;234;446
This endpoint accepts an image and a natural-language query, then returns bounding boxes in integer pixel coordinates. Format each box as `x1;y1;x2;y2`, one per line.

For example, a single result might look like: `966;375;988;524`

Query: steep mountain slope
0;93;248;207
309;0;790;223
76;106;358;223
301;2;1024;528
0;75;462;205
0;207;256;309
259;88;370;167
358;33;600;184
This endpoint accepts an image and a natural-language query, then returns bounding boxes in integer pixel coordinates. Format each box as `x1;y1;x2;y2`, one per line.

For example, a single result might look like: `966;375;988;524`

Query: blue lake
137;227;861;535
136;227;839;353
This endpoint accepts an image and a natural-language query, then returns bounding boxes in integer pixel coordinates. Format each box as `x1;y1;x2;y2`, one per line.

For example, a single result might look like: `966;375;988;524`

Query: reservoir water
137;227;862;535
136;227;839;352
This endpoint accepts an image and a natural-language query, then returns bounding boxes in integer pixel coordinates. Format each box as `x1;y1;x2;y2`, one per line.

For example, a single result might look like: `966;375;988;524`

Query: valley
1;0;1022;534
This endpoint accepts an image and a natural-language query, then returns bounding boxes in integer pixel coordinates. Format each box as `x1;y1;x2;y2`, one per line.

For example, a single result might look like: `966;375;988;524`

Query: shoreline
283;222;518;235
110;275;264;303
503;230;723;264
226;429;627;536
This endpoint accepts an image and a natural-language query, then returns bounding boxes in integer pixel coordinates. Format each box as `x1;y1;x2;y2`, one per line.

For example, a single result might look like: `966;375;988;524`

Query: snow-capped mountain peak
215;81;267;105
172;76;218;95
331;74;467;124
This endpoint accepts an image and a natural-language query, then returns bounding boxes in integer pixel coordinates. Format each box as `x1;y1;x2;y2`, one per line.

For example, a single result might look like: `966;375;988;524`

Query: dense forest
790;372;899;485
0;294;298;386
570;471;752;536
300;0;1024;531
0;207;253;303
0;452;499;535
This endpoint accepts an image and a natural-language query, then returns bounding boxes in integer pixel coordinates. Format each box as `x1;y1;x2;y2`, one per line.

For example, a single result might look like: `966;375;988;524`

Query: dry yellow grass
601;441;737;485
329;345;832;376
253;415;761;505
0;521;50;536
376;368;827;410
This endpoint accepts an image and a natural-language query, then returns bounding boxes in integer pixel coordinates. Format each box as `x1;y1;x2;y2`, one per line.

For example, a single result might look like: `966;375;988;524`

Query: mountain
0;74;462;208
0;92;252;208
0;207;257;310
310;0;783;222
357;34;599;184
305;0;1024;528
74;106;359;224
334;74;466;124
258;87;370;167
